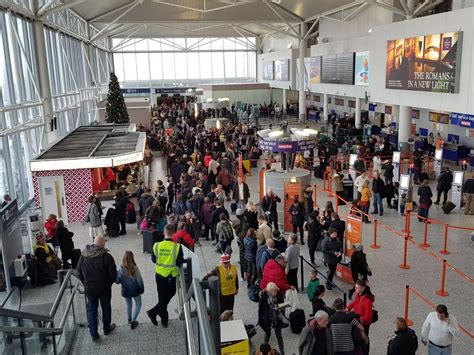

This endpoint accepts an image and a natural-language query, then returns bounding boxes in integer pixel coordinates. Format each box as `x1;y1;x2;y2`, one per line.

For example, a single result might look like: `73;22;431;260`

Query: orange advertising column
284;179;302;232
345;215;362;256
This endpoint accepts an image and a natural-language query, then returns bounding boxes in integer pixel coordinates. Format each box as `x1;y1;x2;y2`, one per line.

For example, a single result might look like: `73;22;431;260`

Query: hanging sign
345;215;362;257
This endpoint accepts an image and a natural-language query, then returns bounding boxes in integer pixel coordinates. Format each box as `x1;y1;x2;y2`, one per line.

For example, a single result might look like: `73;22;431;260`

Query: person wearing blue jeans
116;251;145;329
371;172;385;217
86;291;113;337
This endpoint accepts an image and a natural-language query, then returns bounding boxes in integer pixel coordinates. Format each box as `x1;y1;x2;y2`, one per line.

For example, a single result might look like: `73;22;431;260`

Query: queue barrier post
370;219;381;249
405;212;412;239
419;218;431;248
404;285;414;326
313;185;318;209
399;237;411;269
440;224;450;255
435;260;449;297
335;195;339;213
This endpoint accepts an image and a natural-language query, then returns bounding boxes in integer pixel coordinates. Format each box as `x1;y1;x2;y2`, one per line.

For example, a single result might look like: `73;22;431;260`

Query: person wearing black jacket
55;220;74;269
349;244;371;299
261;189;281;230
384;161;394;185
387;317;418;355
371;171;385;216
76;236;117;341
258;283;285;355
232;176;250;209
434;168;453;205
463;175;474;215
329;212;345;246
289;198;306;244
417;180;433;221
306;210;323;265
210;200;229;243
114;191;127;235
321;227;342;290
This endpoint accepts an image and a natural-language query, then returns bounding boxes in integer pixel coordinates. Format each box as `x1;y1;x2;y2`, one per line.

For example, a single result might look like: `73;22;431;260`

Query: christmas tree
105;72;129;124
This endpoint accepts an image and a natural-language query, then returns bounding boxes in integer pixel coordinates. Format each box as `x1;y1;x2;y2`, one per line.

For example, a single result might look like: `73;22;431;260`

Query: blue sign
368;103;377;112
450;112;474;129
121;88;150;94
258;139;316;152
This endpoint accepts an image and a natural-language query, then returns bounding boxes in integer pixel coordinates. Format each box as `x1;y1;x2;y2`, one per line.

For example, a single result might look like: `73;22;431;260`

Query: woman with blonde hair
116;251;144;329
244;201;258;229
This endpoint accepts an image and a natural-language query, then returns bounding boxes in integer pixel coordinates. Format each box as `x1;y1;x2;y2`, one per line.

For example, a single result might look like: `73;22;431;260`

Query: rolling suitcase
289;309;305;334
442;201;455;214
142;230;163;253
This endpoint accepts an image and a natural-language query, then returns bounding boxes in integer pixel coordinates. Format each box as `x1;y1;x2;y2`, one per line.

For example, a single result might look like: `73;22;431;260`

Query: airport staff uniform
147;238;184;327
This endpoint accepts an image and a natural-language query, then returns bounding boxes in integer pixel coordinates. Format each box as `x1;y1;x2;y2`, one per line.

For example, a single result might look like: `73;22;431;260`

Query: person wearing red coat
260;255;294;294
44;214;58;247
172;222;195;251
347;279;375;355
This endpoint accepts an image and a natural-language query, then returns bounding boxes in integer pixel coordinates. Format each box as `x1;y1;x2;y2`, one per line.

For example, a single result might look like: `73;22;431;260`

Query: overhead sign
450;112;474;129
310;56;321;84
275;59;289;81
258;139;317;152
263;61;274;80
354;51;369;85
385;31;463;93
155;88;194;94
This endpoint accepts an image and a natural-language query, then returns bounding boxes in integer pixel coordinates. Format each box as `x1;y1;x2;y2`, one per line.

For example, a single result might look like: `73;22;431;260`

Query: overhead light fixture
287;43;292;49
294;130;310;137
187;88;193;92
268;130;284;138
267;48;273;52
290;177;297;183
368;28;372;33
206;98;213;103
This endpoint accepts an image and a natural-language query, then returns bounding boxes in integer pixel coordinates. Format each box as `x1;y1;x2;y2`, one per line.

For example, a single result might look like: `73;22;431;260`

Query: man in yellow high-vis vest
203;254;239;314
146;224;183;328
34;234;61;278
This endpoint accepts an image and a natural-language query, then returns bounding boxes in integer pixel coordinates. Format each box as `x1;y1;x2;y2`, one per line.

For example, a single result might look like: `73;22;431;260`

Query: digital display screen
349;154;358;167
435;149;443;161
400;175;410;189
392;152;401;164
453;171;463;186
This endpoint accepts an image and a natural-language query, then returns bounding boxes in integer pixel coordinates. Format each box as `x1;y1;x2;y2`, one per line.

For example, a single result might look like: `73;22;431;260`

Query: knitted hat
220;254;231;263
354;244;364;252
36;233;45;242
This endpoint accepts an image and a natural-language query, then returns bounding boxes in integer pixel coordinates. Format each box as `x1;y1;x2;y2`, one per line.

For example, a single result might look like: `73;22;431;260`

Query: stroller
104;208;120;238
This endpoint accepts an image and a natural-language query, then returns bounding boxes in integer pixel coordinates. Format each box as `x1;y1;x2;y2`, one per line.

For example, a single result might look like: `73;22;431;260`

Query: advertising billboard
354;51;369;85
275;59;289;81
385;31;463;93
310;56;321;84
321;53;355;85
263;61;274;80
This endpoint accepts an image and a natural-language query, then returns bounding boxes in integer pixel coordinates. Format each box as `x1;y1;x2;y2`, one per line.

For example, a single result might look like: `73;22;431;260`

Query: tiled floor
13;152;474;355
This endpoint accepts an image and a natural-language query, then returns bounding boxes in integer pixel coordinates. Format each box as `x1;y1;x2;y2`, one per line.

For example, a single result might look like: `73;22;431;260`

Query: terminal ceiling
48;0;374;39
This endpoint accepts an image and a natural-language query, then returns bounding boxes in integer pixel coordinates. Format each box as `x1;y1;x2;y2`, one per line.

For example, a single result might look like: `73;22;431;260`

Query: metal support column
323;93;328;122
32;20;54;147
298;23;307;123
282;88;287;115
355;97;361;128
398;105;411;153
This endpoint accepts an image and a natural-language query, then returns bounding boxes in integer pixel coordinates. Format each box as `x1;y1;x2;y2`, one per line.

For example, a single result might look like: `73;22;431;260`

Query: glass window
173;38;186;50
148;39;161;51
122;53;138;81
134;38;148;51
236;52;248;77
160;39;176;51
224;52;236;78
162;53;175;80
211;38;224;50
223;38;235;50
187;52;199;79
149;53;163;80
186;38;200;50
174;53;187;80
136;53;150;81
199;52;212;79
211;52;224;79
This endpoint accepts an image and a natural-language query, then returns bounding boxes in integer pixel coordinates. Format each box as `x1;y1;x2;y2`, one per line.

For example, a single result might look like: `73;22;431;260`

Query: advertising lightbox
385;31;463;93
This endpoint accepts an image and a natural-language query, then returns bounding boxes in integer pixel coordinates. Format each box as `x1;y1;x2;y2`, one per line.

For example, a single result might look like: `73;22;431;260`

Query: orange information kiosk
284;178;302;232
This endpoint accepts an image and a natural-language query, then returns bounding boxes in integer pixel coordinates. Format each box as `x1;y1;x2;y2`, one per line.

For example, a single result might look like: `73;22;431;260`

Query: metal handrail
0;282;80;335
0;286;21;309
192;279;217;355
299;255;348;307
0;269;74;323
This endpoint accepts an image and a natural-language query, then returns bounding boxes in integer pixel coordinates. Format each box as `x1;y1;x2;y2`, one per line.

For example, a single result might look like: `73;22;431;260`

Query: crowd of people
27;97;466;355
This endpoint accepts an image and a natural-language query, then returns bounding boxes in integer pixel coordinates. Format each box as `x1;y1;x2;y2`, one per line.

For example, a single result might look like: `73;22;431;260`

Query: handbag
371;309;379;323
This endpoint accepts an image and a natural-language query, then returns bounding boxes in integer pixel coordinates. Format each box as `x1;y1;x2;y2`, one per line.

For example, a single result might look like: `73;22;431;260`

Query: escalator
0;270;87;355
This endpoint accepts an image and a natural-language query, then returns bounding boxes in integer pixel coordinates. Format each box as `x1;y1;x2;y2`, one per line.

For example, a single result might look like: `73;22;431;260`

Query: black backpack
289;309;306;334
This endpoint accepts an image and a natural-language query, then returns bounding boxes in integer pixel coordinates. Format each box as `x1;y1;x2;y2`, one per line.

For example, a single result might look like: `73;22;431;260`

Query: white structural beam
40;0;86;17
231;24;259;38
343;2;369;21
305;1;363;23
89;1;138;23
260;23;300;39
263;0;300;39
412;0;430;16
37;0;56;17
270;2;305;22
303;18;319;40
415;0;444;15
399;0;413;17
372;0;407;17
111;25;144;50
91;0;142;41
151;0;247;14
